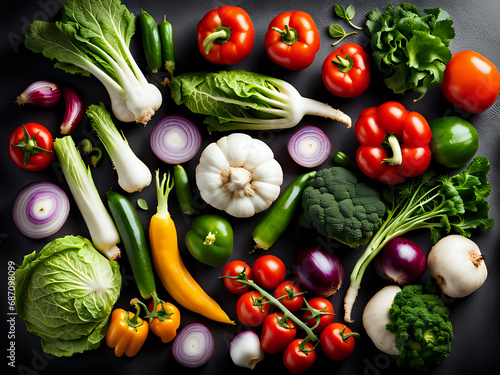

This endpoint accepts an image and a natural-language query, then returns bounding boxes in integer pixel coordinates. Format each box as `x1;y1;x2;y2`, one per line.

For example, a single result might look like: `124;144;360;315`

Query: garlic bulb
427;235;488;298
196;133;283;218
362;285;400;356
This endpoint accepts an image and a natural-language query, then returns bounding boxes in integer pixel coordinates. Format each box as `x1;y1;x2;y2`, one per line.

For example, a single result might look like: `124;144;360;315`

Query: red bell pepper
355;101;432;185
321;42;371;98
264;11;320;70
197;5;254;65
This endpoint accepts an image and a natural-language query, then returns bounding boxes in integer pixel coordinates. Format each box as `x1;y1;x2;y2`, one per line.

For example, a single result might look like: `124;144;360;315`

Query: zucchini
138;10;162;73
107;190;156;299
173;164;194;215
159;15;176;77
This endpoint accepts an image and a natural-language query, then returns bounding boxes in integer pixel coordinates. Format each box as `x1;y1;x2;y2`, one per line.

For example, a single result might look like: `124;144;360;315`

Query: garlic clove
217;133;252;167
199;143;231;171
225;196;256;218
252;159;284;185
244;138;275;169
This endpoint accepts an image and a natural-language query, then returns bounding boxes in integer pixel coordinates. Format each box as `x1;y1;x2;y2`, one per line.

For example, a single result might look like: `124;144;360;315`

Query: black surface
1;0;499;374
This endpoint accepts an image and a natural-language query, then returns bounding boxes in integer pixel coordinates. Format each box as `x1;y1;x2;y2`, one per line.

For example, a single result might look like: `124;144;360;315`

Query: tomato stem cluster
223;271;332;352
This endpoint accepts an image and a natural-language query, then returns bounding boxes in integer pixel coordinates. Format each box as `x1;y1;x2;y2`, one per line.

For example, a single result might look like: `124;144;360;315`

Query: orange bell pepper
106;299;149;357
146;293;181;343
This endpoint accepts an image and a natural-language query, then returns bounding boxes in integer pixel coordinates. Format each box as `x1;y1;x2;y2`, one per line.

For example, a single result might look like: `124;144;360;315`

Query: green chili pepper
429;116;479;168
173;164;194;215
159;15;176;77
185;214;233;267
107;190;156;299
252;171;317;250
138;10;162;73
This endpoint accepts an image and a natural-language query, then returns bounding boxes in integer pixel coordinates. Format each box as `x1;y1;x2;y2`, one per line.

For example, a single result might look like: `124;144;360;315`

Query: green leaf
334;5;346;18
137;198;149;210
345;5;356;20
329;24;346;38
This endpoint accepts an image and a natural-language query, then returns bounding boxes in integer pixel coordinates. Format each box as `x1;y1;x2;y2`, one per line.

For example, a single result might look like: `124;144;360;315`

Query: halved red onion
374;237;427;286
172;323;214;368
150;115;201;164
60;86;84;135
287;126;332;168
293;248;344;297
13;182;70;239
15;80;61;107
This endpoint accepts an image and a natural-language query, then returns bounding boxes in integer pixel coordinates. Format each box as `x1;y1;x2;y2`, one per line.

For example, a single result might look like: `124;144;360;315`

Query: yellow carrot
149;170;234;325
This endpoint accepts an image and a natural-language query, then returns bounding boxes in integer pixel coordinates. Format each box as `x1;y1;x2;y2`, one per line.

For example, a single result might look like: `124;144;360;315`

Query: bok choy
170;70;351;132
24;0;162;125
87;103;152;193
54;136;121;260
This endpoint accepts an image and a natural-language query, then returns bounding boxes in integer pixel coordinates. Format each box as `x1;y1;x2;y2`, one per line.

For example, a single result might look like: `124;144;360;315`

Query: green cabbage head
15;235;121;357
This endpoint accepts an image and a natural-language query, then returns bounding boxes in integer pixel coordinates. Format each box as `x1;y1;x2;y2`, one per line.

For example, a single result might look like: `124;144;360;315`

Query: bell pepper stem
385;134;403;165
202;26;231;55
272;24;299;45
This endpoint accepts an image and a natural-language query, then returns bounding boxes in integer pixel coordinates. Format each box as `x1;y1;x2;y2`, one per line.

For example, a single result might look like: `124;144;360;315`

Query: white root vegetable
87;103;152;193
427;235;488;298
230;331;265;370
362;285;400;356
196;133;283;218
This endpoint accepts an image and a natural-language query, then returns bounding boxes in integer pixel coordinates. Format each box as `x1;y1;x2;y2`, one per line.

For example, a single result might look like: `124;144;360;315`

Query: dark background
1;0;499;374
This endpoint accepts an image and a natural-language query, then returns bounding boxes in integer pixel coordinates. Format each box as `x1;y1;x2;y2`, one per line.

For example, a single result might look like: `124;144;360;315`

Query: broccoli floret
302;167;386;247
386;282;454;372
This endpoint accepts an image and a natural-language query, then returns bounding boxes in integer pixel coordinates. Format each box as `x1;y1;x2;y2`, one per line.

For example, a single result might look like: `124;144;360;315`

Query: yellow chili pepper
106;299;149;357
149;170;235;325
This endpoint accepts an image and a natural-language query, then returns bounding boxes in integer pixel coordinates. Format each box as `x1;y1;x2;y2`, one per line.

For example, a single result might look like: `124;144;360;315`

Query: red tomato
260;312;296;354
301;297;334;334
252;254;286;289
320;323;359;361
9;123;54;172
322;42;371;98
264;11;320;70
273;281;305;312
222;260;252;295
283;339;316;374
197;5;254;65
440;50;500;114
236;291;269;327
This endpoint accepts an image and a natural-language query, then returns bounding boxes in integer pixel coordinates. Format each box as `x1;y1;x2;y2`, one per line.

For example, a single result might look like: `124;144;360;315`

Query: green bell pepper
185;214;233;267
429;116;479;168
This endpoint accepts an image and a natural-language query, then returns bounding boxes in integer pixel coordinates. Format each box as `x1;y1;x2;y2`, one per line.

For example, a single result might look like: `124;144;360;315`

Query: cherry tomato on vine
222;260;252;295
252;254;286;289
264;10;320;70
260;312;296;354
302;297;334;334
236;291;269;327
273;280;305;312
9;123;54;171
283;339;316;374
440;50;500;114
322;42;371;98
320;323;359;361
196;5;254;65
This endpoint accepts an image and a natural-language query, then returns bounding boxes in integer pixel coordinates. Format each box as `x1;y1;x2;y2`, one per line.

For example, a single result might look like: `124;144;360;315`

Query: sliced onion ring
150;114;202;164
288;126;332;168
13;182;70;239
172;323;214;368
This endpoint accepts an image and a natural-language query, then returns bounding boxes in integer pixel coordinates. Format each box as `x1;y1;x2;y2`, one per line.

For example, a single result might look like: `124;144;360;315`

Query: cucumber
107;190;156;299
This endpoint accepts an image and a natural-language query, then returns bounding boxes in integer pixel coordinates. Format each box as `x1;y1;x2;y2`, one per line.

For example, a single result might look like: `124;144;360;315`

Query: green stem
202;26;231;55
272;24;299;45
332;31;357;46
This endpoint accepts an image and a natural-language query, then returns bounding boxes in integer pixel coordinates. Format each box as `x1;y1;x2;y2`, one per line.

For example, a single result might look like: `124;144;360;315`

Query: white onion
150;115;201;164
172;323;214;368
12;182;70;239
287;126;332;168
230;331;265;369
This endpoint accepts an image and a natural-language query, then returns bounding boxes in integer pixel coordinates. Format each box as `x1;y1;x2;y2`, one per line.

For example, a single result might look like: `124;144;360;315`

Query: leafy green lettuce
15;235;121;357
366;3;455;99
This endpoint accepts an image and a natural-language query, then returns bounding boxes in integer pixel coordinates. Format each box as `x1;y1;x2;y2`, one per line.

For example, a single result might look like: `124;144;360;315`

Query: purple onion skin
60;86;84;135
375;237;427;286
293;248;344;298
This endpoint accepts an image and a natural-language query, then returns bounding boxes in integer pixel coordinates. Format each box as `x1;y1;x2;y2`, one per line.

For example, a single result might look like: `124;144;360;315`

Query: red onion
15;80;61;107
287;126;332;168
172;323;214;368
293;248;344;297
374;237;427;286
150;115;201;164
12;182;70;239
60;86;84;135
